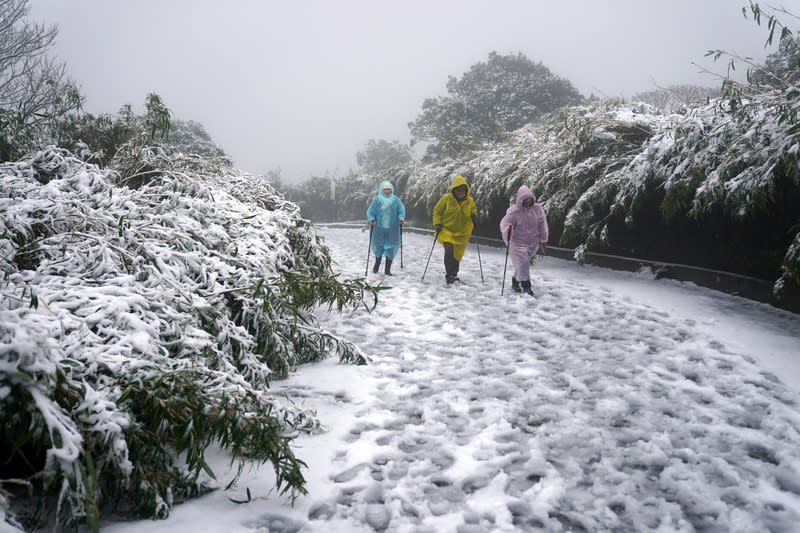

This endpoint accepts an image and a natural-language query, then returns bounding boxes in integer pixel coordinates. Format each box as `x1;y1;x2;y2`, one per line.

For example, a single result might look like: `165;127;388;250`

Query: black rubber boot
521;280;534;296
511;277;521;293
384;259;393;276
372;256;382;273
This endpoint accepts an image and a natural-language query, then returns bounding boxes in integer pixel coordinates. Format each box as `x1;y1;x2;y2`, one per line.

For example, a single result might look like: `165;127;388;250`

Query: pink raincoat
499;185;549;282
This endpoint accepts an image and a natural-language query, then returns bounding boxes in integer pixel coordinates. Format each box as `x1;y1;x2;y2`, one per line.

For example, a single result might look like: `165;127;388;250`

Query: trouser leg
510;247;531;282
443;242;459;283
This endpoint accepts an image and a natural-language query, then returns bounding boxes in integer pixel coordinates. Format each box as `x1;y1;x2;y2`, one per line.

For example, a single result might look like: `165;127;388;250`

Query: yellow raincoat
432;175;477;261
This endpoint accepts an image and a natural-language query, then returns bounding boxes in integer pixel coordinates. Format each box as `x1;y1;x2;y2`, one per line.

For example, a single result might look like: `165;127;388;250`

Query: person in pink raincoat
499;185;549;296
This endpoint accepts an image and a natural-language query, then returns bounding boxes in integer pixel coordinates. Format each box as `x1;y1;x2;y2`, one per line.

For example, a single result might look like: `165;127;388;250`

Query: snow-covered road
102;226;800;533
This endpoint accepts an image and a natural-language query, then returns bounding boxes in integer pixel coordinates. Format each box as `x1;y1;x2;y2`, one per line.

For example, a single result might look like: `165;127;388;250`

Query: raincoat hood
500;183;548;250
449;175;471;198
379;180;394;196
515;185;536;208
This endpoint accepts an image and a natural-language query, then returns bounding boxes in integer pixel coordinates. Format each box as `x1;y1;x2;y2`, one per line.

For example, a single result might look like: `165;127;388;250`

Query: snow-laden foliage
391;92;800;297
0;146;383;530
631;84;721;111
166;119;227;159
778;231;800;294
571;91;800;293
401;99;665;235
638;96;798;219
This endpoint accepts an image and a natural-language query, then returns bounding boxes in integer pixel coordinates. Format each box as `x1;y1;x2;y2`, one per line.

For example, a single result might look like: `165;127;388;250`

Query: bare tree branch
0;0;82;160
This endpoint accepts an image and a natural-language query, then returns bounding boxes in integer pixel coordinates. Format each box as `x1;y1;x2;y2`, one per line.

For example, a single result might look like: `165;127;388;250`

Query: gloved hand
434;224;443;233
470;213;478;226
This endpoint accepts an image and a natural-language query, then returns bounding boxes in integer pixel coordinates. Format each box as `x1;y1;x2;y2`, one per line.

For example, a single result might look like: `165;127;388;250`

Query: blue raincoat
367;180;406;260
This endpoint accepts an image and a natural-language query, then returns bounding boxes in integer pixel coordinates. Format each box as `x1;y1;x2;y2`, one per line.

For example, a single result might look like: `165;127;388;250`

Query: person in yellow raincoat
432;175;478;284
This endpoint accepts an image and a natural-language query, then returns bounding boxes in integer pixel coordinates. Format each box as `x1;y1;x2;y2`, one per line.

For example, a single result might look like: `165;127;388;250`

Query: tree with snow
409;51;583;161
356;138;412;175
0;0;81;162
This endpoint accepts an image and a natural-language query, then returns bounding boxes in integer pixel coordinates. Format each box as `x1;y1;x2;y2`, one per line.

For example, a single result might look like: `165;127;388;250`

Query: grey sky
29;0;800;182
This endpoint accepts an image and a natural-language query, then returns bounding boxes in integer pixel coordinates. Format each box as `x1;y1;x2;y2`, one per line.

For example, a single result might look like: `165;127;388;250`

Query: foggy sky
28;0;800;182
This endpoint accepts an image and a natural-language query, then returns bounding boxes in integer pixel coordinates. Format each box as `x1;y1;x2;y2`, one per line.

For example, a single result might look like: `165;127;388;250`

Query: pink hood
500;185;549;249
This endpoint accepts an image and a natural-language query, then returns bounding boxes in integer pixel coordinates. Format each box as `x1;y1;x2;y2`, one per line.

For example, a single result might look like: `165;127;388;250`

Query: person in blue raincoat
367;180;405;276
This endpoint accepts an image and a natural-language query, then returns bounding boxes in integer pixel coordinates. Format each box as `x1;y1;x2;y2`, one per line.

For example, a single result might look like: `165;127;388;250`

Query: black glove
470;213;478;226
434;224;443;233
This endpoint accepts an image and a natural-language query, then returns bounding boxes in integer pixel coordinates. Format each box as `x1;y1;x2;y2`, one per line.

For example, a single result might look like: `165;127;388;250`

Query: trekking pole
421;230;439;281
365;223;374;277
400;223;404;269
476;239;485;283
501;227;512;295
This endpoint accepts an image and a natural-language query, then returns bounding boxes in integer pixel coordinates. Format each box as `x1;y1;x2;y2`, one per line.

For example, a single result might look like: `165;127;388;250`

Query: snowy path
103;226;800;533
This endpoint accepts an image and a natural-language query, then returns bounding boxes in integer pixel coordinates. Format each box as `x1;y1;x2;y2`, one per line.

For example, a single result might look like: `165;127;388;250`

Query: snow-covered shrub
166;119;227;159
568;87;800;289
402;99;664;240
631;84;721;111
777;230;800;296
52;104;137;167
0;146;383;531
54;111;225;169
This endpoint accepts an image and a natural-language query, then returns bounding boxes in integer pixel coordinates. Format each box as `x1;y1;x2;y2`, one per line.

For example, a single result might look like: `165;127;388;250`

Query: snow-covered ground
97;226;800;533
